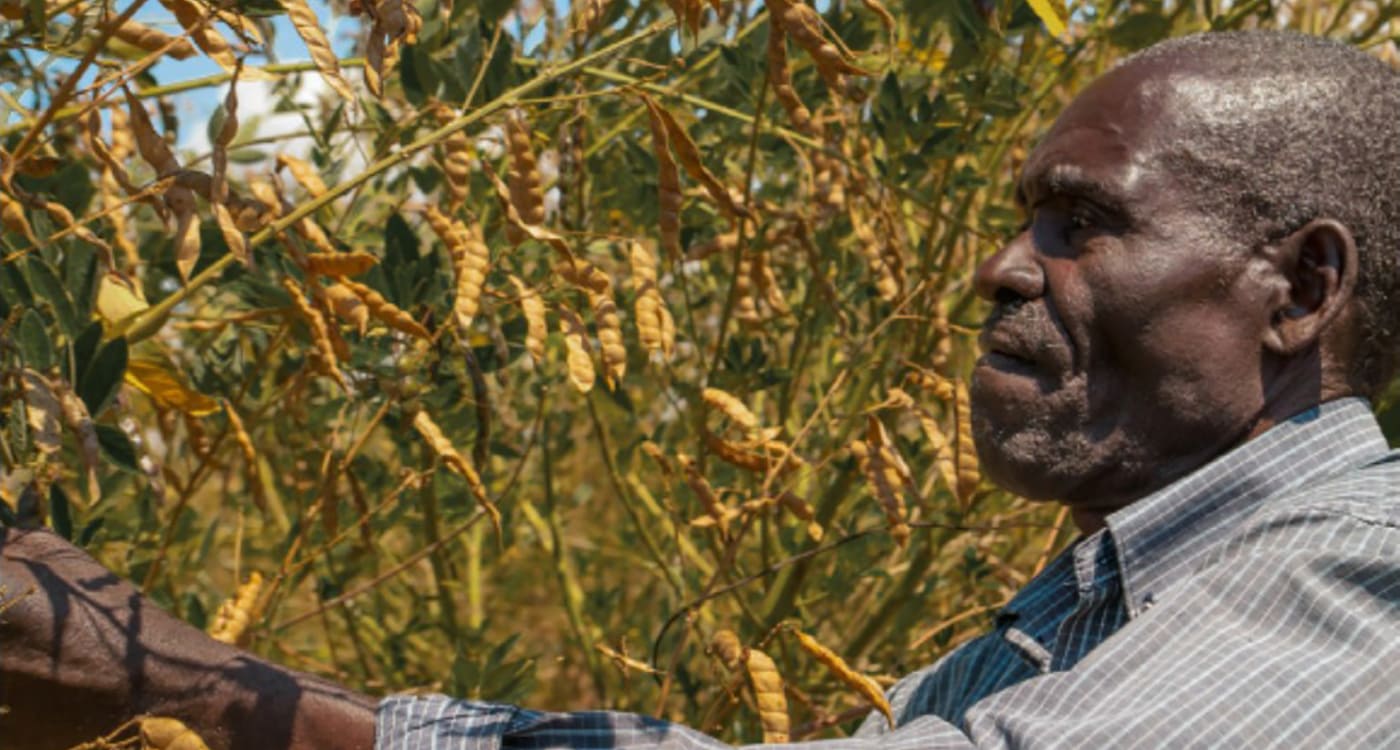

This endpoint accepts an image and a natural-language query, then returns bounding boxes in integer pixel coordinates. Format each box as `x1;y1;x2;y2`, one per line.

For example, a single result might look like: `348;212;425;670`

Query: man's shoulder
1225;450;1400;556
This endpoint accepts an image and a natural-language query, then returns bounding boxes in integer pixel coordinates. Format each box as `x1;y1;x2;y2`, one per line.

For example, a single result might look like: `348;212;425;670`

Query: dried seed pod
750;251;790;316
487;167;578;262
702;387;759;433
775;491;823;541
126;87;202;280
276;153;328;198
207;571;263;646
745;647;790;743
634;286;675;359
303;251;378;277
850;206;899;301
852;417;918;546
678;453;738;533
555;255;611;296
363;32;386;96
591;291;627;388
322;281;370;335
106;15;198;59
643;100;684;260
508;275;547;363
453;221;491;337
686;230;738;262
769;0;870;93
283;0;355;101
505;109;545;243
558;304;596;393
338;278;430;339
732;251;763;324
140;717;211;750
0;190;37;245
412;410;502;538
628;240;675;358
432;104;472;209
223;400;256;469
158;0;238;70
791;628;894;728
640;94;750;221
360;0;421;96
767;19;816;137
640;441;674;478
704;432;802;475
952;379;979;507
281;278;349;389
710;628;745;670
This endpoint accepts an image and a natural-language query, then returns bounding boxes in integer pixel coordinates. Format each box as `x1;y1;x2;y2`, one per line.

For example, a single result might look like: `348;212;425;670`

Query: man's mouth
979;349;1040;375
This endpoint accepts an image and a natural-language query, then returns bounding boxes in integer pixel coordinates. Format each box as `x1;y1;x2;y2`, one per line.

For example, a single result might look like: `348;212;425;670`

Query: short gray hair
1126;30;1400;395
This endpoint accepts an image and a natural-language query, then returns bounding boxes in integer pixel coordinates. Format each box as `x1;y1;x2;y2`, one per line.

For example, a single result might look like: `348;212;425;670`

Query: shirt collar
1106;397;1389;618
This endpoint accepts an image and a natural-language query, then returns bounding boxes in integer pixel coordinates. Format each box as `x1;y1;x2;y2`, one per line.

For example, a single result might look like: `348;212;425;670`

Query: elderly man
4;28;1399;749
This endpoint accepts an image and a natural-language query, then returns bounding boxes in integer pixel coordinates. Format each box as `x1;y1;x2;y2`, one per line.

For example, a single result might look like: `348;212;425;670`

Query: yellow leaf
124;358;220;416
94;272;149;328
1026;0;1067;37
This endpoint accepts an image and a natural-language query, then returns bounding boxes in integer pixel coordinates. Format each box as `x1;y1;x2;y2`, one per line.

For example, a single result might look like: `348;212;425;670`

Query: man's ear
1260;218;1358;356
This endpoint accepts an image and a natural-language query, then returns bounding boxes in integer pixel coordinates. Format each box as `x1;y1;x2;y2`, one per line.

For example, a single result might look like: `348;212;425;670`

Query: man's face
970;62;1280;514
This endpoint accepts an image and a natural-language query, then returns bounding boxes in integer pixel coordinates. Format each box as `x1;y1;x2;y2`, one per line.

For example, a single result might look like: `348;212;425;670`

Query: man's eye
1067;211;1094;232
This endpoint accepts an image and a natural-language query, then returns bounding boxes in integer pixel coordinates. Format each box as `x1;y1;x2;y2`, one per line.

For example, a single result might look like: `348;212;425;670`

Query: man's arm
0;528;377;750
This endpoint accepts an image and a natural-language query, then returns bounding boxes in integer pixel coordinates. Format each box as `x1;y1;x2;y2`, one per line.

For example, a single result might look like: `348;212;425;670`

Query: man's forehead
1017;64;1188;206
1017;127;1149;207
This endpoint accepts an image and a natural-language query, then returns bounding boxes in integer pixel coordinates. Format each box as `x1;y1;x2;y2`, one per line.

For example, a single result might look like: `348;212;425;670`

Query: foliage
3;0;1399;742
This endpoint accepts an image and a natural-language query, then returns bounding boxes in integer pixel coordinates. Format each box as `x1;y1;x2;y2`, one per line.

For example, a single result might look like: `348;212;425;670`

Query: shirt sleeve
374;695;977;750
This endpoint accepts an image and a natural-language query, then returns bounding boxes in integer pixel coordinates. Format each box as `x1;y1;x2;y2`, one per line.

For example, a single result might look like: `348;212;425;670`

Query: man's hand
0;527;377;750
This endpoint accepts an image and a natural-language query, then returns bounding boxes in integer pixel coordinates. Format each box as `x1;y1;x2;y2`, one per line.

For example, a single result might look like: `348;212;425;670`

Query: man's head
969;30;1400;524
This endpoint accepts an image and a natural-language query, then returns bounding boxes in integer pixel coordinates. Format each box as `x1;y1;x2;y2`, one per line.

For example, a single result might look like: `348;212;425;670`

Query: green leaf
17;308;54;370
78;516;105;545
78;337;128;416
97;424;140;472
25;255;79;337
68;321;103;384
50;483;73;540
228;148;269;164
14;161;95;215
63;242;99;321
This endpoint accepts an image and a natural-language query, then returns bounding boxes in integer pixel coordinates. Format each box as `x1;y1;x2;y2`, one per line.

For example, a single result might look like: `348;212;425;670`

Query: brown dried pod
643;96;684;260
558;304;597;393
591;291;627;388
640;94;750;221
303;251;379;277
791;628;894;727
745;648;790;743
505;109;545;244
769;0;870;93
432;104;472;209
283;0;355;101
413;410;502;539
338;278;430;340
276;153;328;198
207;571;263;647
508;275;547;364
281;278;349;389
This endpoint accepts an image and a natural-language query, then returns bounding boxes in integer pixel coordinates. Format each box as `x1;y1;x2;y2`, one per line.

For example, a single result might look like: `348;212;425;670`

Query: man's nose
974;230;1045;304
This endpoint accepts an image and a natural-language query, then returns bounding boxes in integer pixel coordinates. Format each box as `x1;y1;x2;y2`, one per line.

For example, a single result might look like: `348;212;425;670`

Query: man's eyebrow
1018;166;1129;213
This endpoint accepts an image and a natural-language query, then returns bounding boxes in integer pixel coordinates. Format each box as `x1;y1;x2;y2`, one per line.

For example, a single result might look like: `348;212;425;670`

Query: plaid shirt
377;398;1400;748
